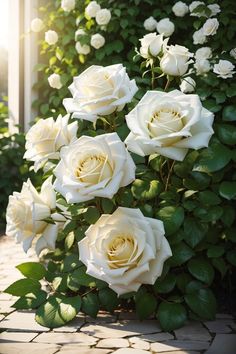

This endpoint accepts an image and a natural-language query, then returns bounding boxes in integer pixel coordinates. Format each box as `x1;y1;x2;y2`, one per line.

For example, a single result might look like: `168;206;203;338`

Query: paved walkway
0;235;235;354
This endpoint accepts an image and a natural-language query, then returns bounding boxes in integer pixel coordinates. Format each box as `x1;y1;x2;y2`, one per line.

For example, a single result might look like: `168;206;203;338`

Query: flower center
107;234;138;269
75;154;113;184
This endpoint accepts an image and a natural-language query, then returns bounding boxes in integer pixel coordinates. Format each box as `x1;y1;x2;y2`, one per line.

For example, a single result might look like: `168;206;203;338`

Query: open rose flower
78;207;172;295
139;33;165;58
213;60;235;79
6;177;64;255
54;133;136;203
203;18;219;36
63;64;138;123
24;114;78;172
125;90;214;161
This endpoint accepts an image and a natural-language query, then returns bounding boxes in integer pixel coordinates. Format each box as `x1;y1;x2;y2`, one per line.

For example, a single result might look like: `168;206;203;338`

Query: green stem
165;160;175;191
151;64;155;90
164;78;170;92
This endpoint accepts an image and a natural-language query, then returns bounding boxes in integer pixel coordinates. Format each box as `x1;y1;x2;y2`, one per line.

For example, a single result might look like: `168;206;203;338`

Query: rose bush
4;0;236;332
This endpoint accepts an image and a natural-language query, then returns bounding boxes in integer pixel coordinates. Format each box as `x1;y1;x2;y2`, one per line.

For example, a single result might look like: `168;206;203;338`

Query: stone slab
0;311;50;332
33;332;98;346
140;332;174;342
113;349;150;354
204;320;232;333
129;336;150;350
205;334;236;354
174;321;211;341
96;338;129;348
0;331;38;343
0;343;60;354
151;340;210;352
58;347;111;354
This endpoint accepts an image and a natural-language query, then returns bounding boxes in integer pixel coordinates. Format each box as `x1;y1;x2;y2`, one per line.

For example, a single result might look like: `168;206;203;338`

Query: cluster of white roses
144;17;175;37
6;59;216;294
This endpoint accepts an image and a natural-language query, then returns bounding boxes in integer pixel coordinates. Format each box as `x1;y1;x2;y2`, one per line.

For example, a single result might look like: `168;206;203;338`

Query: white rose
31;18;44;33
6;177;63;255
230;48;236;60
195;46;212;60
95;9;111;26
85;1;101;18
213;60;235;79
75;41;91;55
203;18;219;36
194;59;211;75
75;28;86;41
48;73;63;90
125;90;214;161
172;1;189;17
156;18;175;37
160;44;193;76
144;16;157;31
180;77;196;93
139;33;165;58
24;114;78;172
189;1;205;17
78;207;172;296
54;133;136;203
45;30;58;45
63;64;138;123
193;28;207;45
90;33;105;49
208;4;221;17
61;0;75;12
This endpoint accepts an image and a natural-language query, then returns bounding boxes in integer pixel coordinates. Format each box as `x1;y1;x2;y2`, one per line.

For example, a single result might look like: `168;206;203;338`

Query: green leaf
98;288;119;312
193;140;231;173
219;182;236;200
136;293;157;320
157;206;184;235
12;290;47;310
16;262;46;280
82;293;99;318
68;267;96;287
65;232;75;251
176;273;192;293
169;242;195;266
212;258;228;278
35;295;81;328
222;105;236;121
221;206;235;227
226;250;236;266
184;288;217;320
217;124;236;145
60;254;82;273
188;258;215;285
101;198;114;213
207;245;225;258
184;218;207;248
198;191;221;205
84;207;100;224
131;179;161;200
4;279;41;296
157;302;187;331
154;274;176;294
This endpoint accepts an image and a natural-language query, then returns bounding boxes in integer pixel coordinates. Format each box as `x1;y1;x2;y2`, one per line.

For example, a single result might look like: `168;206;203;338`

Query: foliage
4;0;236;331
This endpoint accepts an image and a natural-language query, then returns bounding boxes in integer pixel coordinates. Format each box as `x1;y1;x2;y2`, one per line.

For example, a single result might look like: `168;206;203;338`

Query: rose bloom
189;1;205;17
213;60;235;79
75;28;86;41
85;1;101;18
194;59;211;75
180;77;196;93
208;4;221;17
193;28;207;45
125;90;214;161
95;8;111;25
90;33;105;49
31;18;44;32
75;41;91;55
24;114;78;172
203;18;219;36
54;133;136;203
156;18;175;37
48;73;62;89
230;48;236;60
144;16;157;31
160;44;193;76
78;207;172;295
172;1;189;17
45;30;58;45
6;177;64;255
195;47;212;60
61;0;75;12
63;64;138;123
139;33;165;58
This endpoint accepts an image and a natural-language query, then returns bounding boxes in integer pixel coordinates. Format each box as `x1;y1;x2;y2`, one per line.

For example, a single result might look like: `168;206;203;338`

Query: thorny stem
164;79;170;92
151;64;155;89
165;160;175;191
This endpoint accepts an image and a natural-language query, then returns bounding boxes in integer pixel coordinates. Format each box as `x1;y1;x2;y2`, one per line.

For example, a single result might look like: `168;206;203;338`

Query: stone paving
0;235;236;354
